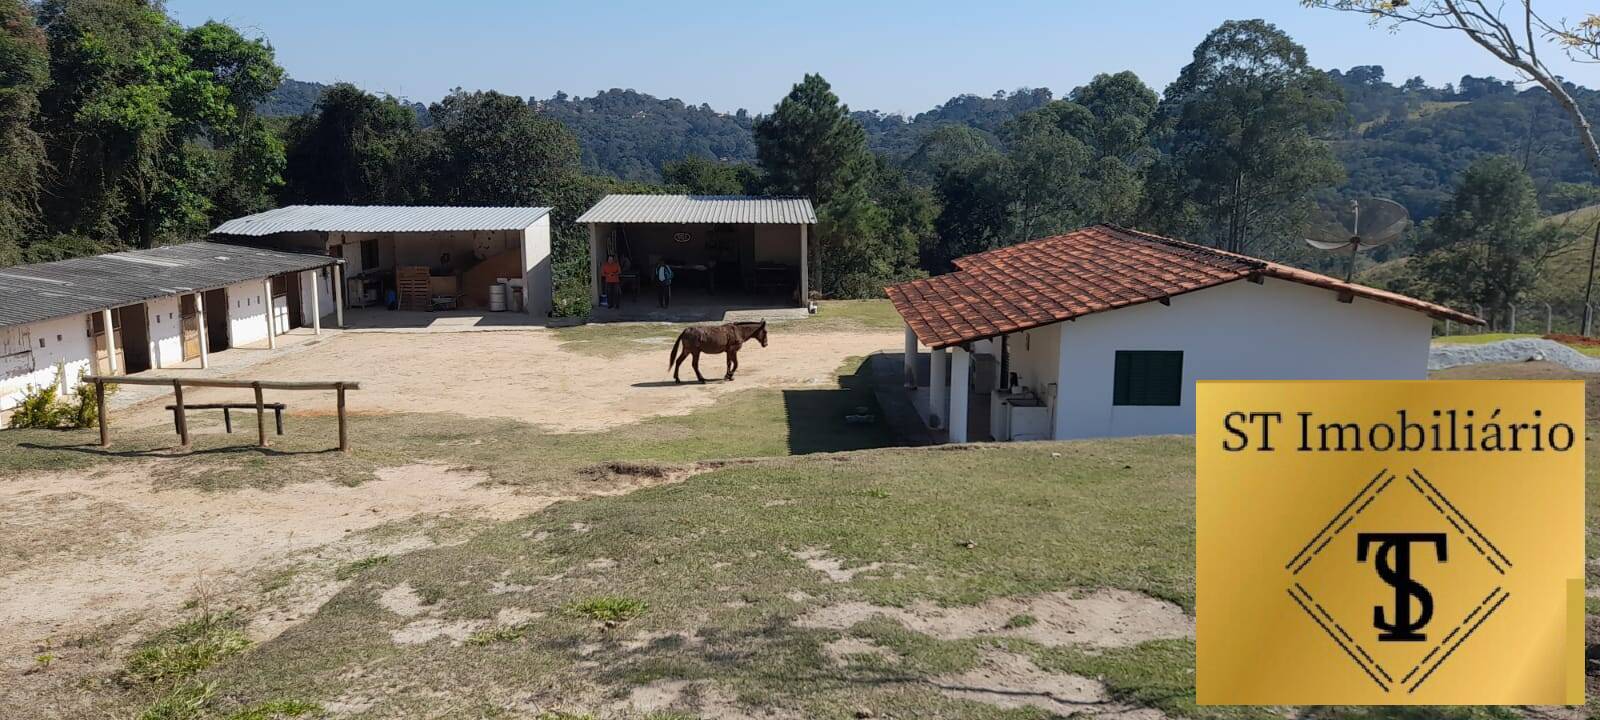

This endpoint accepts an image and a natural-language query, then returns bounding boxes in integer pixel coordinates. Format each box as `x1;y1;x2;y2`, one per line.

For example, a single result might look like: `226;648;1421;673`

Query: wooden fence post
172;379;189;449
337;382;348;453
96;379;108;447
254;382;268;448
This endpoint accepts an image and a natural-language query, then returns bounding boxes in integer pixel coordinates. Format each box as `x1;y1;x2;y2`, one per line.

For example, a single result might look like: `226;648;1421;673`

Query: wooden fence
82;376;360;452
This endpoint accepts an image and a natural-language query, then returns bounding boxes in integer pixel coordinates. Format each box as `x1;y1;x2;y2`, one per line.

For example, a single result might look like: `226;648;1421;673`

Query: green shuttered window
1112;350;1183;406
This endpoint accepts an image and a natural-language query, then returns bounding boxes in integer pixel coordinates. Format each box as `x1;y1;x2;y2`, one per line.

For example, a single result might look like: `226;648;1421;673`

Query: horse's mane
733;321;765;327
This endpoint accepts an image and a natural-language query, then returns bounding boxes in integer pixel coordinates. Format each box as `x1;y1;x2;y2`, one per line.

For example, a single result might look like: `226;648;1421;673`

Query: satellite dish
1304;198;1411;282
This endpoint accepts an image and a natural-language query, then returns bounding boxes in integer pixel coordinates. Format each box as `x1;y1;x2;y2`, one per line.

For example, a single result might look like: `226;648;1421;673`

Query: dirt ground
117;326;902;433
1;322;898;710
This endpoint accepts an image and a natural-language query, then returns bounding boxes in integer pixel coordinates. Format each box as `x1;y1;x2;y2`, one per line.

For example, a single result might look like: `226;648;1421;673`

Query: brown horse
668;320;768;383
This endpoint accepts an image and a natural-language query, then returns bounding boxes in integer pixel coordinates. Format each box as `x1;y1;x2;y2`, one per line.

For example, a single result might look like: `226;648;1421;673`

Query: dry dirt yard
118;323;903;433
0;312;903;716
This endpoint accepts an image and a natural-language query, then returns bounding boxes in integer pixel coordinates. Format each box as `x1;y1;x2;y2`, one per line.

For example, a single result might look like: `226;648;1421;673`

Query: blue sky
167;0;1596;114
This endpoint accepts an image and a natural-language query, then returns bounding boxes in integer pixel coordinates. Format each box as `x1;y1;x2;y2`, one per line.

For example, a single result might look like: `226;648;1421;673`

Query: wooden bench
166;402;286;435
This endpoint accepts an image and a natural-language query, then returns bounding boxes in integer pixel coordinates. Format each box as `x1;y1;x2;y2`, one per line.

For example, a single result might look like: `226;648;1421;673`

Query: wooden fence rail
82;375;360;452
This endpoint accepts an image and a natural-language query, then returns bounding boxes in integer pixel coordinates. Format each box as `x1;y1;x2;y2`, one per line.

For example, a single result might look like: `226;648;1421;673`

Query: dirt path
0;462;690;675
116;327;901;432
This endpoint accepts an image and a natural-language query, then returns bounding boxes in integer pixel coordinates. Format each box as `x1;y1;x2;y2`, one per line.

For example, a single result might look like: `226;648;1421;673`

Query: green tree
1144;20;1345;255
754;74;872;206
661;155;757;195
1305;0;1600;332
755;74;917;297
0;0;48;265
281;83;421;204
33;0;284;251
423;89;579;206
1414;155;1561;327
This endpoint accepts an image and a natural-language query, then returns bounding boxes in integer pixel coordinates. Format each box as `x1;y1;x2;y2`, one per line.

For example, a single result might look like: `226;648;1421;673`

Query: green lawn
553;300;903;358
9;358;1593;720
1;356;897;492
1433;332;1600;356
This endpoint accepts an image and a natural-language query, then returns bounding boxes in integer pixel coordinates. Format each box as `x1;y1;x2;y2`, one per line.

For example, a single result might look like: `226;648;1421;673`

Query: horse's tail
669;330;686;370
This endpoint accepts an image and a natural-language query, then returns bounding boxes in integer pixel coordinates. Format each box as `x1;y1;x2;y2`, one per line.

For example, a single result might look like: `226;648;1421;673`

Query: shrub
8;380;69;429
7;368;111;429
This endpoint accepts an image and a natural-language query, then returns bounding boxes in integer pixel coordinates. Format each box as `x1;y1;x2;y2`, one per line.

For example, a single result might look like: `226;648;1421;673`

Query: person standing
601;253;623;309
655;260;674;308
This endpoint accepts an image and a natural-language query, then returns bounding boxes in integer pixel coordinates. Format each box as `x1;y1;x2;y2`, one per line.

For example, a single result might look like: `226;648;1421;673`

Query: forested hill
258;70;1600;219
535;90;757;181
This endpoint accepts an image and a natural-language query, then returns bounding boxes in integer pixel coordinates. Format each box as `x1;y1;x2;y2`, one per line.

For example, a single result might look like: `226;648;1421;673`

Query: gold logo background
1196;381;1584;705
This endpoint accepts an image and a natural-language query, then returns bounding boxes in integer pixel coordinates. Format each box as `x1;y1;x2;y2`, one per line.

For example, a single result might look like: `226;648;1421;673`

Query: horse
668;320;768;384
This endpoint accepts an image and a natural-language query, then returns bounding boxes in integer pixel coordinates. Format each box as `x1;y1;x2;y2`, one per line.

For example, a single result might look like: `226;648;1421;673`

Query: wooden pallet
396;266;432;312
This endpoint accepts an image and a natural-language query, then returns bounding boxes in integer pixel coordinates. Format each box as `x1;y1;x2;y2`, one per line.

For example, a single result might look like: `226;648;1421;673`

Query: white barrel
488;284;507;312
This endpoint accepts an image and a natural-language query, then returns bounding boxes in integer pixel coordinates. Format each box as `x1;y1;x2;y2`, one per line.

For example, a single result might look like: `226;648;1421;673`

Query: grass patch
0;355;899;491
568;596;649;622
466;622;537;646
1431;333;1537;345
1001;613;1036;629
334;554;390;580
123;611;251;687
553;299;902;358
223;700;323;720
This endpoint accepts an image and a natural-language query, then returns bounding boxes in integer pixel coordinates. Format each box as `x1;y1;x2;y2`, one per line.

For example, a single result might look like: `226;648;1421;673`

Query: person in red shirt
601;253;623;309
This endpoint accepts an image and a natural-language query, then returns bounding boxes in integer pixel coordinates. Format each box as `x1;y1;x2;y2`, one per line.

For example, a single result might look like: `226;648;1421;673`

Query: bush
6;368;110;429
8;380;70;429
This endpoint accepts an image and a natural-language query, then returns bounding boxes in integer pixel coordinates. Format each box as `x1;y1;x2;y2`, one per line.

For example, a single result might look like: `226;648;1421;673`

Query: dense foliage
9;3;1600;318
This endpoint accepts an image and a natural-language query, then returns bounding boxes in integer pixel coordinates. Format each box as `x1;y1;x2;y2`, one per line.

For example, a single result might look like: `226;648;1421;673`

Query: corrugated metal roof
576;195;816;224
211;205;553;236
0;242;341;328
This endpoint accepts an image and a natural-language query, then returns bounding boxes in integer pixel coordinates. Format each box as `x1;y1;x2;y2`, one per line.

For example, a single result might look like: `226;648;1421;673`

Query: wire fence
1435;303;1597;338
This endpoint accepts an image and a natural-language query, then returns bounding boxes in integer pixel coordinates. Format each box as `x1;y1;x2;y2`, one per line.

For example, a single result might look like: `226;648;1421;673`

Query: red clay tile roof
886;224;1483;349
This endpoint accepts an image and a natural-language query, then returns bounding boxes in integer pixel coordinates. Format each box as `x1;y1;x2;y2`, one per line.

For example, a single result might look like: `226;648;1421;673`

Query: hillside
535;89;757;181
256;69;1600;217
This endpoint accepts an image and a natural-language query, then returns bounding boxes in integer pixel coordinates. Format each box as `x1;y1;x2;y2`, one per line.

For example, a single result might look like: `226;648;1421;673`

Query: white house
0;242;342;421
212;205;554;317
577;195;815;318
886;224;1483;442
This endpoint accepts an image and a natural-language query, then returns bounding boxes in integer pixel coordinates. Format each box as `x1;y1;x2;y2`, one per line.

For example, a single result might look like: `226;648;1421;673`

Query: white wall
522;216;552;316
226;279;271;347
145;295;182;369
1053;277;1433;440
1007;322;1062;400
0;315;93;414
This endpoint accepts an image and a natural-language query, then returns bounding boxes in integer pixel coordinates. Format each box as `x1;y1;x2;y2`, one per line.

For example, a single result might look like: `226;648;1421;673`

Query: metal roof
0;242;341;328
211;205;553;236
576;195;816;224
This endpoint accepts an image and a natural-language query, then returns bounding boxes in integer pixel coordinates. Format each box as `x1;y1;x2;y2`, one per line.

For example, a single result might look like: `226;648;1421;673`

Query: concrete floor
590;287;808;323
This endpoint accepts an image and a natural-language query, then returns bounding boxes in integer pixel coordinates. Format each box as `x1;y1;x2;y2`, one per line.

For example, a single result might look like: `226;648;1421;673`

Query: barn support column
101;308;119;374
333;263;345;329
929;347;948;430
195;293;210;370
799;223;810;307
948;345;971;443
306;269;321;335
903;324;918;389
263;278;277;350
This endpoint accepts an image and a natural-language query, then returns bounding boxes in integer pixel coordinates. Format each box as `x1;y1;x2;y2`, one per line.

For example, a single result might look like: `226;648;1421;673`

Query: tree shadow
19;440;342;459
780;355;905;455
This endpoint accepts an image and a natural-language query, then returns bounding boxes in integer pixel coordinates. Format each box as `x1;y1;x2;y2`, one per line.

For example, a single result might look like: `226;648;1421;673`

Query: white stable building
212;205;553;316
886;225;1483;442
0;242;342;420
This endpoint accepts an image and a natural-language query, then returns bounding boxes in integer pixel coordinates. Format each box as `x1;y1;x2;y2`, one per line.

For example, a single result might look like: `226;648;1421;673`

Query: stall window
1112;351;1183;406
360;239;379;269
